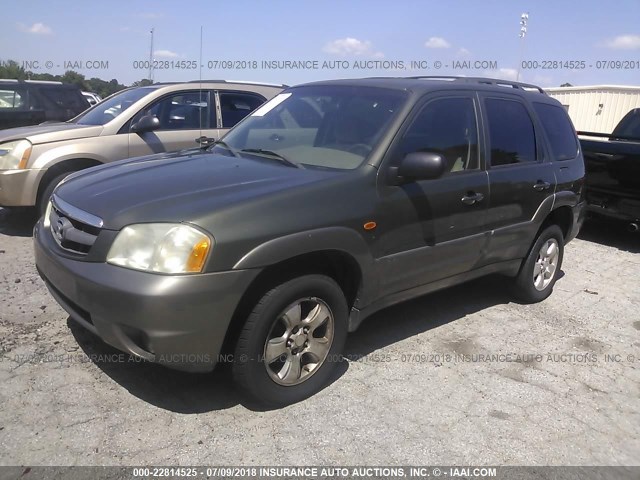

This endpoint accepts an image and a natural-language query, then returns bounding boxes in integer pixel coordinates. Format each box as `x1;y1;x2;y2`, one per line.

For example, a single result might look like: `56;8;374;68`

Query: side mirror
131;115;160;133
393;152;447;183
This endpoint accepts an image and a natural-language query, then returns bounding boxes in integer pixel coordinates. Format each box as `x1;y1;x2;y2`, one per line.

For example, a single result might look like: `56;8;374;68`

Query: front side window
533;102;578;161
395;97;479;173
73;87;157;126
613;109;640;139
139;91;211;130
218;86;408;170
485;98;537;166
219;92;265;128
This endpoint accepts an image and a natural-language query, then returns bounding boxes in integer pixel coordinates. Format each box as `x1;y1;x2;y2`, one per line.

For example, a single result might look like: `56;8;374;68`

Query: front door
374;93;490;296
127;90;221;157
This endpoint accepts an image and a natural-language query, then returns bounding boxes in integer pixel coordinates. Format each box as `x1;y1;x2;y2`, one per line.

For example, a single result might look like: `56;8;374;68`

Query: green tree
60;71;88;90
0;60;27;80
131;78;153;87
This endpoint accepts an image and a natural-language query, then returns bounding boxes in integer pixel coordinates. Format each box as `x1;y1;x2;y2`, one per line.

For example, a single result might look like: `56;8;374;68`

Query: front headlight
107;223;212;274
0;139;32;169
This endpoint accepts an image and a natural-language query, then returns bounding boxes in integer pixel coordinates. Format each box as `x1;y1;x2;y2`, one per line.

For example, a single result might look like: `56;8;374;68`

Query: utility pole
517;12;528;82
148;28;155;83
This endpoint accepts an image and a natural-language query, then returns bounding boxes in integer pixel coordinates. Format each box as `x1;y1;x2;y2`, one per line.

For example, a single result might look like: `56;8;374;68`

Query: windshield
72;87;157;126
217;85;408;170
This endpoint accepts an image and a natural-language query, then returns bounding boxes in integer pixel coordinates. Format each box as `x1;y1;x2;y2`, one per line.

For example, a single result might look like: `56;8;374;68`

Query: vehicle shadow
344;275;511;359
68;319;240;413
0;207;38;237
578;217;640;254
68;275;512;413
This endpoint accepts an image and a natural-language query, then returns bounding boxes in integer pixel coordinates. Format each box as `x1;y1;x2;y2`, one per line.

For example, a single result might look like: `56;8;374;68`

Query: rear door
374;92;490;295
479;93;556;265
126;90;221;157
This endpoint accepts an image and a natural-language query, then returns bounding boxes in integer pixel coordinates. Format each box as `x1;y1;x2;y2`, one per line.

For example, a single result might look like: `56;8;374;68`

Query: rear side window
485;98;537;166
533;102;578;160
219;92;265;128
40;88;87;113
0;88;27;109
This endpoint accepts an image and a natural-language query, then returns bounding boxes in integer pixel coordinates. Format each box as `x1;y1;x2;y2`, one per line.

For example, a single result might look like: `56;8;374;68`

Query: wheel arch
541;205;574;241
222;247;367;358
36;158;103;205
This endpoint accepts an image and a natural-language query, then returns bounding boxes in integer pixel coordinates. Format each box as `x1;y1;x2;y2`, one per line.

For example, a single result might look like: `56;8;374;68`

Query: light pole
517;12;528;82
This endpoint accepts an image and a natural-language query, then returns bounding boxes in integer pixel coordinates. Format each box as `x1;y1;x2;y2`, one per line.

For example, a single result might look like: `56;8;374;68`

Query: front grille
49;194;103;255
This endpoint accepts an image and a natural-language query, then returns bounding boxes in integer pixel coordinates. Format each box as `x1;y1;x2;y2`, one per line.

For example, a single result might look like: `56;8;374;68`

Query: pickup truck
578;108;640;231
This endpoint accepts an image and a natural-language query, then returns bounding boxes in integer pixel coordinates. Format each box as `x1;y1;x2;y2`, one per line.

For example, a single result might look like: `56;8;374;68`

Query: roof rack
24;80;63;85
0;79;65;85
406;76;546;94
186;79;288;88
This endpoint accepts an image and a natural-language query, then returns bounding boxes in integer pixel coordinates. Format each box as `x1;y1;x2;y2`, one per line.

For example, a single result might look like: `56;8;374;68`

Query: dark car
34;77;586;406
578;108;640;231
0;80;89;130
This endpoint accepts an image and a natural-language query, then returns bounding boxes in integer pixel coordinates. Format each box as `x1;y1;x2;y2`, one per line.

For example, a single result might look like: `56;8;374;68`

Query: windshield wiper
239;148;302;168
208;139;239;157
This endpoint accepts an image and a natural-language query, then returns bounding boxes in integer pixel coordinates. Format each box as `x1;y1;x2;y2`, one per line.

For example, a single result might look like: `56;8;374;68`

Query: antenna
199;25;203;142
148;28;154;82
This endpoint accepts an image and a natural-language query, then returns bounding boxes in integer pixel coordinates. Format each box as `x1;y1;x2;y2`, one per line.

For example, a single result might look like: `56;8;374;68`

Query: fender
233;226;377;305
553;190;580;209
233;226;374;272
531;193;556;224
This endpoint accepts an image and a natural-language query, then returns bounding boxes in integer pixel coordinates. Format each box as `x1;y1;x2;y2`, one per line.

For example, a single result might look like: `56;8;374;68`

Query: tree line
0;60;152;98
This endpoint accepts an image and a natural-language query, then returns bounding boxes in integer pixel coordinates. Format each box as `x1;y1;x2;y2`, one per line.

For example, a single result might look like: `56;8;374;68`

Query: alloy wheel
263;297;334;386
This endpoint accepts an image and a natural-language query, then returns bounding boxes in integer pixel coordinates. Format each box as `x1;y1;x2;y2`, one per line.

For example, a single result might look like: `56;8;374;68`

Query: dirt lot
0;207;638;467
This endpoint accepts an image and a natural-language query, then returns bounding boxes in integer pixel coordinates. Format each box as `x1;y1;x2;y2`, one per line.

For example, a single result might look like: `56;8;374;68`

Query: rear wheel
232;274;348;406
512;225;564;303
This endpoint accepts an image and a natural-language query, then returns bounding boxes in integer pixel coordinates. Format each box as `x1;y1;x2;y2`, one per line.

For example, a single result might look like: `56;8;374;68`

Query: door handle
533;181;551;191
461;192;484;205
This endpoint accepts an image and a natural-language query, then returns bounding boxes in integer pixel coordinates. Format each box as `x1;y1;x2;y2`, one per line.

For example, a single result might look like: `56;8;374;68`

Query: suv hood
0;123;103;144
55;151;341;230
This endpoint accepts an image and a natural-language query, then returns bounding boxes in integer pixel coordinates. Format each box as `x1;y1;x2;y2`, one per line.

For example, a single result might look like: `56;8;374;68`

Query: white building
546;85;640;134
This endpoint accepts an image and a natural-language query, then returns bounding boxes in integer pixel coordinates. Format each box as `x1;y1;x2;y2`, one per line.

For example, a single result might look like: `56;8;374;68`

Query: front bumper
34;220;260;372
0;168;46;207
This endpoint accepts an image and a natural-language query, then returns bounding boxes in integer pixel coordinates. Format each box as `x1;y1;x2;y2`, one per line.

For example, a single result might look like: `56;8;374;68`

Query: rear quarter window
533;102;579;161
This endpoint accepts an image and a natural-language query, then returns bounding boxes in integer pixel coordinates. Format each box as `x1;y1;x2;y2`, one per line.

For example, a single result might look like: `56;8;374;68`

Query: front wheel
232;274;348;406
511;225;564;303
37;172;75;217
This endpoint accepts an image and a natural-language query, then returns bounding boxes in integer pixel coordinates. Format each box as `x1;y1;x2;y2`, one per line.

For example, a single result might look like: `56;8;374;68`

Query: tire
512;225;564;303
232;274;348;407
37;172;74;217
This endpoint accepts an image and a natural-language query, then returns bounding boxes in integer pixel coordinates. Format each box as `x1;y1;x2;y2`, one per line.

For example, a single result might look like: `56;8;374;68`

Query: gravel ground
0;207;638;467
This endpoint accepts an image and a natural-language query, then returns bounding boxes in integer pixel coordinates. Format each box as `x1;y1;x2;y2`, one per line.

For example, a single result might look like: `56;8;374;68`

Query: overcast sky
2;0;640;87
